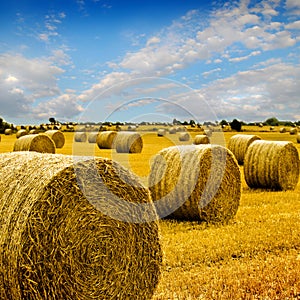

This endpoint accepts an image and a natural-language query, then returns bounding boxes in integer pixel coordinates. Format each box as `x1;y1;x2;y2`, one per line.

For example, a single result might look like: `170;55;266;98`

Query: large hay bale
290;128;298;135
113;132;143;153
279;127;286;133
13;134;55;154
244;140;299;190
29;129;39;134
74;132;87;142
178;132;190;141
157;129;166;137
87;132;99;143
193;134;210;145
297;134;300;144
227;134;261;165
148;144;241;223
44;130;65;148
0;152;162;299
16;129;28;139
4;129;12;135
96;131;117;149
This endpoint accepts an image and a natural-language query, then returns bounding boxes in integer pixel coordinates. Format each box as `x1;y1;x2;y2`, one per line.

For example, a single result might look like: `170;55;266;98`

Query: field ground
1;127;300;299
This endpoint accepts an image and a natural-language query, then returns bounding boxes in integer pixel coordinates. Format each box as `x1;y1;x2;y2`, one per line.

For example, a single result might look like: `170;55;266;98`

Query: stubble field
1;126;300;299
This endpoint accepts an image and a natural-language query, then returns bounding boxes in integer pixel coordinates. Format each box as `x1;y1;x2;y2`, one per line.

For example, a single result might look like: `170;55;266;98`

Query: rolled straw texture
244;140;299;190
148;144;241;223
16;129;27;139
74;132;87;142
0;152;162;300
13;134;55;154
290;128;298;135
227;134;261;165
279;127;286;133
96;131;117;149
168;127;176;134
193;134;209;145
4;129;12;135
114;132;143;153
87;132;99;143
157;129;166;137
44;130;65;148
178;132;190;141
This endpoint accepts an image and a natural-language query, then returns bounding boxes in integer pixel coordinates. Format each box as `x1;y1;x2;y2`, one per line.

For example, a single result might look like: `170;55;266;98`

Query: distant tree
220;119;228;126
49;117;56;124
189;119;196;126
230;119;242;132
265;117;279;126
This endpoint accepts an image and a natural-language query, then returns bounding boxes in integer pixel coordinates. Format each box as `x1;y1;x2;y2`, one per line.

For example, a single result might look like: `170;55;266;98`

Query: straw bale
148;144;241;223
279;127;286;133
178;132;190;141
290;128;298;135
29;129;39;134
193;134;209;145
44;130;65;148
96;131;117;149
13;134;55;154
0;152;162;299
168;127;176;134
4;129;12;135
244;140;299;190
157;129;166;137
227;134;261;165
16;129;28;139
87;132;99;143
204;129;212;137
74;132;87;142
297;134;300;144
114;132;143;153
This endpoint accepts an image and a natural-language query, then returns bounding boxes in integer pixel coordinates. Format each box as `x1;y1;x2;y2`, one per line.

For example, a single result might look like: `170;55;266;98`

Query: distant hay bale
168;127;176;134
148;144;241;223
127;125;137;131
157;129;166;137
16;129;28;139
13;134;56;154
244;140;299;190
29;129;39;134
113;132;143;153
4;128;12;135
193;134;210;145
227;134;261;165
290;128;298;135
178;132;190;141
204;129;212;137
279;127;286;133
87;132;99;143
74;132;87;142
0;152;162;299
96;131;118;149
44;130;65;148
297;134;300;144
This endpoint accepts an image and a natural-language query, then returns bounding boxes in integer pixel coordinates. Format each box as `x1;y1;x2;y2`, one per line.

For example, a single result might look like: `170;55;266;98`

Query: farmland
1;126;300;299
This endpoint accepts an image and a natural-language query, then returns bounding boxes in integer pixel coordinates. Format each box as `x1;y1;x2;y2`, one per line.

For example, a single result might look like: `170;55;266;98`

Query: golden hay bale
16;129;28;139
0;152;162;299
297;134;300;144
4;128;12;135
290;128;298;135
74;132;87;142
148;144;241;223
227;134;261;165
44;130;65;148
279;127;286;133
244;140;299;190
178;132;190;141
113;132;143;153
204;129;212;137
13;134;55;154
168;127;176;134
87;132;99;143
96;131;117;149
29;129;39;134
157;129;166;137
193;134;210;145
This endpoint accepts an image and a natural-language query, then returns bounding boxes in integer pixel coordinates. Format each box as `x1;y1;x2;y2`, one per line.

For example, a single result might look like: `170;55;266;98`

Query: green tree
265;117;279;126
230;119;242;132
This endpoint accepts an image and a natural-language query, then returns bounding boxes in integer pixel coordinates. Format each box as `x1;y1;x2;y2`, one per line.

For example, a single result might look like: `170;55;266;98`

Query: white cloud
285;20;300;30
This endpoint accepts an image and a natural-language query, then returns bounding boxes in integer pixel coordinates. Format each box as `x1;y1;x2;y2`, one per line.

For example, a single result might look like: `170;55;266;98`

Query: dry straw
148;144;241;223
29;129;39;134
0;152;162;299
74;132;87;142
204;129;212;137
168;127;176;134
44;130;65;148
227;134;261;165
178;132;190;141
4;128;12;135
297;134;300;144
87;132;99;143
290;128;298;135
13;134;55;154
96;131;117;149
193;134;210;145
113;132;143;153
279;127;286;133
244;140;299;190
157;129;166;137
16;129;28;139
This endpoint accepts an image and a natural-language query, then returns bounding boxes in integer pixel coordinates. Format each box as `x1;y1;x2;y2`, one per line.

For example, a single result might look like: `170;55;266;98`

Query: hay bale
148;144;241;223
0;152;162;299
193;134;210;145
227;134;261;165
87;132;99;143
74;132;87;142
297;134;300;144
168;127;176;134
244;140;299;190
44;130;65;148
96;131;117;149
204;129;212;137
114;132;143;153
178;132;190;141
157;129;166;137
13;134;55;154
279;127;286;133
16;129;28;139
290;128;298;135
4;128;12;135
29;129;39;134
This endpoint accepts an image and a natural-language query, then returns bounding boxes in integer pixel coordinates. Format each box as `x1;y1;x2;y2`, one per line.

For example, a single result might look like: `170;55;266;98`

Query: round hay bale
96;131;117;149
244;140;299;190
148;144;241;223
204;129;212;137
114;132;143;153
4;128;12;135
168;127;176;134
0;152;162;299
16;129;28;139
74;132;87;142
29;129;39;134
44;130;65;148
127;125;137;131
290;128;298;135
279;127;286;133
227;134;261;165
87;132;99;143
13;134;56;154
157;129;166;137
297;134;300;144
178;132;190;141
193;134;210;145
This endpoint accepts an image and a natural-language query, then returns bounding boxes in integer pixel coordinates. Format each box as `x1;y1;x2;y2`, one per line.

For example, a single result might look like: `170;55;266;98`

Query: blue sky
0;0;299;125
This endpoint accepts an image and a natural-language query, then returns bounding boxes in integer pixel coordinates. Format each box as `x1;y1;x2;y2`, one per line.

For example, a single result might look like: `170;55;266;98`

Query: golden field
1;126;300;299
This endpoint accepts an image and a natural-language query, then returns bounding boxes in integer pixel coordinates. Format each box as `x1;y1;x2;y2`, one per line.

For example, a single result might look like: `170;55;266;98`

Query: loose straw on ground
113;132;143;153
13;134;55;153
96;131;117;149
44;130;65;148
